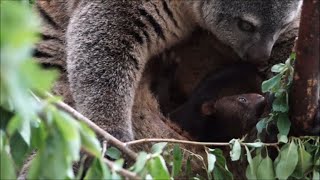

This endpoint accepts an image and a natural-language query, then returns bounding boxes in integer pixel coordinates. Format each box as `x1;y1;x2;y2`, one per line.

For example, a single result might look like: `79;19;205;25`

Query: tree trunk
290;0;319;135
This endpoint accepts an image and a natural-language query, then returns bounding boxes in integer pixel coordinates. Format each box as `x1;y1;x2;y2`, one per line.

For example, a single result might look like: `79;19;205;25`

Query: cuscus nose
255;94;266;116
246;39;275;63
247;46;272;63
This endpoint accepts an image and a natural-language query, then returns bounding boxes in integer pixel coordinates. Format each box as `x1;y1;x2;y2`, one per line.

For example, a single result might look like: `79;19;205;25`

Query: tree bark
290;0;319;135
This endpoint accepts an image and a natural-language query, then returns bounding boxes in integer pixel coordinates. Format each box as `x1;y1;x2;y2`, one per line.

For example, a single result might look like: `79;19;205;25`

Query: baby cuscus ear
201;101;216;116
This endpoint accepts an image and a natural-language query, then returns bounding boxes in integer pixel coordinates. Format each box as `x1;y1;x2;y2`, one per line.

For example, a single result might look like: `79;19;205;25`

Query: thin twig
102;140;108;156
126;138;228;146
50;95;138;160
47;93;137;160
31;92;138;160
102;158;141;179
81;148;141;179
125;138;279;147
17;152;37;180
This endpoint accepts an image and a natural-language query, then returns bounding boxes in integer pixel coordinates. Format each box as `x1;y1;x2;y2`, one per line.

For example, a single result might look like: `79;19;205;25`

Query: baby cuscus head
201;93;266;141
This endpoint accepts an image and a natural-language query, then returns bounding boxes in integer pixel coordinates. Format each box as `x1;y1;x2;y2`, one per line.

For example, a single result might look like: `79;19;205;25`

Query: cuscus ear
201;101;216;116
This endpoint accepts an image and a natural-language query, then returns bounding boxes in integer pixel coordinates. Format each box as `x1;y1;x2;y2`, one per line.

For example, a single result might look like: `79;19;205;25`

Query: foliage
1;1;318;180
259;53;296;143
245;137;319;180
239;52;319;179
207;148;233;180
1;1;103;179
0;1;210;179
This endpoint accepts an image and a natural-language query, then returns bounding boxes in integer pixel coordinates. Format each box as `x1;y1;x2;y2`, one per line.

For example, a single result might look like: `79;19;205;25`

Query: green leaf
262;74;282;93
277;113;291;143
0;131;6;151
229;139;241;161
17;116;31;145
112;160;125;179
252;152;263;169
210;149;233;180
0;149;16;180
111;172;122;180
28;146;71;179
312;169;320;180
113;158;125;171
289;52;296;60
185;155;193;177
256;118;268;135
213;161;233;180
257;155;275;180
304;142;318;155
54;110;81;161
1;2;52;147
41;133;73;179
106;147;122;160
271;63;286;73
275;141;299;179
291;144;313;178
79;122;101;157
9;132;30;168
84;158;111;180
111;171;123;179
246;149;262;179
314;151;320;165
151;142;167;155
132;151;149;173
30;122;46;149
0;107;14;130
7;115;32;145
277;134;288;144
147;156;170;180
0;1;39;47
172;145;183;177
6;115;21;136
245;146;257;179
145;174;153;180
245;149;265;179
207;149;216;175
274;88;287;98
20;60;58;92
272;93;289;112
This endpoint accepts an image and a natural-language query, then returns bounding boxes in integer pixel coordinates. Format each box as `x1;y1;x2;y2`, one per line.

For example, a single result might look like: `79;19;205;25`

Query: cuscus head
201;93;266;136
199;0;302;63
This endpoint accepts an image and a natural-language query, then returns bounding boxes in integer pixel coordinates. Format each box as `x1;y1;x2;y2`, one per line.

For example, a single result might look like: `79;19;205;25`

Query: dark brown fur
169;64;265;141
201;93;265;141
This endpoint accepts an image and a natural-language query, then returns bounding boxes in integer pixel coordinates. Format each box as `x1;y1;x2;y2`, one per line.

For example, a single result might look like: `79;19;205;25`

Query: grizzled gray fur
35;0;302;141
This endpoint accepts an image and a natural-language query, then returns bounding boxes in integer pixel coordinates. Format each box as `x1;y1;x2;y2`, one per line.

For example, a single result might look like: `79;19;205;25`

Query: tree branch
81;148;141;179
31;92;138;160
49;94;138;160
125;138;279;147
102;158;141;179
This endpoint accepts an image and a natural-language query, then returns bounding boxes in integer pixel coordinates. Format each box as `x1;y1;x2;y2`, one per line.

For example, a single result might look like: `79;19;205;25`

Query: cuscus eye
238;19;256;32
238;97;247;103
